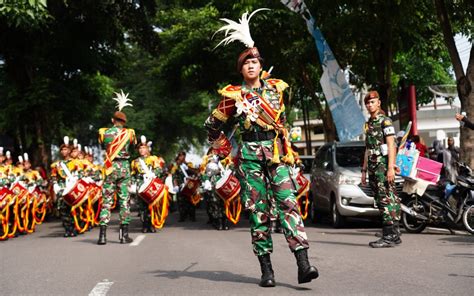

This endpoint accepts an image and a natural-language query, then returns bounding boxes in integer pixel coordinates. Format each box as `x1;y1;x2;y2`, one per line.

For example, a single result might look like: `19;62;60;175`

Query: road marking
89;280;113;296
130;234;146;246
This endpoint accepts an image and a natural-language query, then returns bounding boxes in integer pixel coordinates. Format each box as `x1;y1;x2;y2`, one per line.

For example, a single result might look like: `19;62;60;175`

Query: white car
309;141;403;227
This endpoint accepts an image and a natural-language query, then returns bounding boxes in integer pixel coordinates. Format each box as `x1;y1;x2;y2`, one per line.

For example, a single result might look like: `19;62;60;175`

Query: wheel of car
330;198;345;228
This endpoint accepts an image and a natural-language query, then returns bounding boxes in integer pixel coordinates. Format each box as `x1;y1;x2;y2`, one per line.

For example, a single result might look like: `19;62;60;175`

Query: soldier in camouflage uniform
131;136;166;233
205;12;318;286
97;92;136;245
361;91;402;248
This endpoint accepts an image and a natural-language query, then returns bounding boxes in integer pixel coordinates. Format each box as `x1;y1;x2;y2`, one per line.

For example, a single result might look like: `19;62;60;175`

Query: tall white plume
73;138;78;148
214;8;270;49
140;135;147;144
64;136;70;146
0;147;3;155
112;90;133;111
23;153;29;162
78;144;82;152
6;151;11;158
18;156;23;163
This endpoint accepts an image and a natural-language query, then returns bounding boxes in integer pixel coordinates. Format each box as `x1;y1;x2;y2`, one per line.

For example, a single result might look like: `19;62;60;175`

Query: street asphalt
1;208;473;296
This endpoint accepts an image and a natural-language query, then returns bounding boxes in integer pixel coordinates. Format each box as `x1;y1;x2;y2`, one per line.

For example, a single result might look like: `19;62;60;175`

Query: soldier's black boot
375;222;402;242
119;224;133;244
221;217;229;230
257;254;275;287
392;221;402;244
369;225;396;248
97;225;107;245
294;249;319;284
142;220;149;233
148;220;156;233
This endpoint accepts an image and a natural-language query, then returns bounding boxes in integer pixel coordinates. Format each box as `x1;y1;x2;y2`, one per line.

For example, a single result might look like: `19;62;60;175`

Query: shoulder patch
266;79;289;92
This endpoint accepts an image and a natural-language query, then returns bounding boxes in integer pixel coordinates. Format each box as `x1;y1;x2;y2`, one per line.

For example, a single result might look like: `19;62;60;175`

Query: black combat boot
221;217;229;230
148;220;156;233
97;225;107;245
369;225;396;248
142;221;149;233
119;224;133;244
375;221;402;241
294;249;319;284
257;254;275;287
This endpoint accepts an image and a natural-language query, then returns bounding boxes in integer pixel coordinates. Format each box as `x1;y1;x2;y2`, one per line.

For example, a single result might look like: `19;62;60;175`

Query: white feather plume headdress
23;153;29;162
214;8;270;49
112;90;133;111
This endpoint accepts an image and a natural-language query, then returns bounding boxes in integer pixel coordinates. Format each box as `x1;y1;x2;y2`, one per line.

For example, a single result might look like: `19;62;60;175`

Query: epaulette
218;84;242;101
266;79;289;93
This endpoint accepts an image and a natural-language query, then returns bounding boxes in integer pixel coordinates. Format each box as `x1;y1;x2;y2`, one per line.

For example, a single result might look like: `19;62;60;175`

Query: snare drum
180;177;201;199
215;170;241;202
0;187;12;209
11;183;29;205
62;179;90;207
138;178;167;206
293;172;309;198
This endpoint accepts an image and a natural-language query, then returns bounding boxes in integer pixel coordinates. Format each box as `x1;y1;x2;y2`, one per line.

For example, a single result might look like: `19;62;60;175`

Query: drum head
215;170;232;189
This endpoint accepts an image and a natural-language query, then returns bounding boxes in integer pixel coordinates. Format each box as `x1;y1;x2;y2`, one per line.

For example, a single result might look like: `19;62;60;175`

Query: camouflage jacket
364;113;395;171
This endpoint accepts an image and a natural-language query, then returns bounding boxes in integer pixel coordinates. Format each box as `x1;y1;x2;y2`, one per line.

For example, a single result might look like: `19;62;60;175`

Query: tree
434;0;473;168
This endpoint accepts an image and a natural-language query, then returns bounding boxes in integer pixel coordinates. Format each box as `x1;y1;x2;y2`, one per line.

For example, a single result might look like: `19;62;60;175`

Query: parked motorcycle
401;162;474;234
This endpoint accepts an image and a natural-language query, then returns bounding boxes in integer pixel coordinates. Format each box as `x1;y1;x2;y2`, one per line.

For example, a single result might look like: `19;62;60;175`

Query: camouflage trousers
57;197;73;230
177;193;196;220
237;158;309;256
100;160;131;226
208;192;225;220
368;164;401;225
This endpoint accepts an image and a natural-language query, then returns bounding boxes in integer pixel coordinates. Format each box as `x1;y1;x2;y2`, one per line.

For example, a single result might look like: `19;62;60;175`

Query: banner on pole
281;0;365;142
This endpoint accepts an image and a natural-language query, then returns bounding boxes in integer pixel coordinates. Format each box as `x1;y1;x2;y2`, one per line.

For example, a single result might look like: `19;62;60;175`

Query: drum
89;183;102;204
138;178;166;205
62;179;90;207
180;177;201;199
11;183;29;205
293;172;310;198
0;187;12;209
215;170;241;202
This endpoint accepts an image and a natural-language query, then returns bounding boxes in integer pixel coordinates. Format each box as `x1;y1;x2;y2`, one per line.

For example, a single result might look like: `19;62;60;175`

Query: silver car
309;141;403;227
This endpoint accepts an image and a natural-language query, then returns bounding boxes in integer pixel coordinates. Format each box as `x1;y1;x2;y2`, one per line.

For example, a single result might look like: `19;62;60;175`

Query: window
335;146;365;167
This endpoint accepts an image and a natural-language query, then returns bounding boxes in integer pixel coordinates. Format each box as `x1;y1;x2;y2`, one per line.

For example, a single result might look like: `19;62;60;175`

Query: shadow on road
149;265;311;291
438;235;474;245
309;240;368;247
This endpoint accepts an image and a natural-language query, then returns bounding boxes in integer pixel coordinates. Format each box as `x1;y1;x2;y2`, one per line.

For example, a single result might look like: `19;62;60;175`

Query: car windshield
335;146;365;167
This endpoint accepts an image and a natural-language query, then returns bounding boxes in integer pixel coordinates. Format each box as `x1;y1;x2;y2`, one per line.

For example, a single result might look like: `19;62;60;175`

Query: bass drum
180;177;201;200
215;170;241;202
138;178;167;206
62;179;90;208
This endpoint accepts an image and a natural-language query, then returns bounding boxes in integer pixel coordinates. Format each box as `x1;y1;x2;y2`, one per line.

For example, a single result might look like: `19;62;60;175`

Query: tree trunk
435;0;474;168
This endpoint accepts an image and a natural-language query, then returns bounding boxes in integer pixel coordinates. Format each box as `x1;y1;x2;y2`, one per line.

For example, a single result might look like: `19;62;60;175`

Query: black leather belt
242;131;277;142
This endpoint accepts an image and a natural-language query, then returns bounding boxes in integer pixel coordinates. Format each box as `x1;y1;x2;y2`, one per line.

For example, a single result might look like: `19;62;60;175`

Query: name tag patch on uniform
383;126;395;136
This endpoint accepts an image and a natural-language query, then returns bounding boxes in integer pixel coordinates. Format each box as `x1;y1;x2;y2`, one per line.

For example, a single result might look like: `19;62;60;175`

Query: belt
241;131;277;142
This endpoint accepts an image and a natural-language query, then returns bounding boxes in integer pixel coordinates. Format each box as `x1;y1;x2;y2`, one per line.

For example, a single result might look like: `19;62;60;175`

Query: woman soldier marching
205;9;318;287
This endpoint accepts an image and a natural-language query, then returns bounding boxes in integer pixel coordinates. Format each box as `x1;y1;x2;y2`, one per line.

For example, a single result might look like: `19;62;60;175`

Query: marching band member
205;9;318;287
131;136;166;233
172;151;197;222
97;90;136;245
201;154;229;230
51;136;77;237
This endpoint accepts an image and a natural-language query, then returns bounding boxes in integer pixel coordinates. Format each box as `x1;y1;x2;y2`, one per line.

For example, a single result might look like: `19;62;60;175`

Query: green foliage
0;0;50;29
